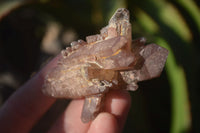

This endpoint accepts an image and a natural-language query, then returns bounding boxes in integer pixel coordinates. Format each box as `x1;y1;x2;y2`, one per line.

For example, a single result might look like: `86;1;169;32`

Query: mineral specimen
42;8;168;123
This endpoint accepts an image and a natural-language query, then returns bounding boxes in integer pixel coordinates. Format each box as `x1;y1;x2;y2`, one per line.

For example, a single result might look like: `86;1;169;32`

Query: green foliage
0;0;199;132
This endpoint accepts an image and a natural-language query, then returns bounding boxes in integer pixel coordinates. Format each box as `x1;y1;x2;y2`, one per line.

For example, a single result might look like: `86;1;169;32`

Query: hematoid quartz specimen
42;8;168;123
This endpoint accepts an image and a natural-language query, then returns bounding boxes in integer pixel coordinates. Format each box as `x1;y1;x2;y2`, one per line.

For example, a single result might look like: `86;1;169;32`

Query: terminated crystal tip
109;8;130;24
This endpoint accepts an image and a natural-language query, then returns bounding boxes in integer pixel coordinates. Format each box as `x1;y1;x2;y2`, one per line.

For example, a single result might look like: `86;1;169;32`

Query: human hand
0;55;131;133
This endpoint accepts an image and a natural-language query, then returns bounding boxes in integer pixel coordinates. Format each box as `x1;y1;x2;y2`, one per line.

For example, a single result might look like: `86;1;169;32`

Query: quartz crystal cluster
42;8;168;123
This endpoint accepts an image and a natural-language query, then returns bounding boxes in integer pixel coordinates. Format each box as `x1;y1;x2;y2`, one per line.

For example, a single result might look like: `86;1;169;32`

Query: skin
0;54;131;133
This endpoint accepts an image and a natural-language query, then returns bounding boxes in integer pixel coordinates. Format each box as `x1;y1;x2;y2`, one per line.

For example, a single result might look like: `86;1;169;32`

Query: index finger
0;54;61;133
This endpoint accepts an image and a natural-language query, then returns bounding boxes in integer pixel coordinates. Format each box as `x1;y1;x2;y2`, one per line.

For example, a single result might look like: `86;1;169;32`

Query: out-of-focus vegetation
0;0;199;132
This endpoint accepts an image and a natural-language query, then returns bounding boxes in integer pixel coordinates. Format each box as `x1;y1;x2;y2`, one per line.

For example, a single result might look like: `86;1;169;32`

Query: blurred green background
0;0;199;132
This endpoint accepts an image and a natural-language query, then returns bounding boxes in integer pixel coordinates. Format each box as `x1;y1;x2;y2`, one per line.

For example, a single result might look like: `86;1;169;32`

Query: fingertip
48;99;91;133
88;112;119;133
38;54;62;76
105;89;131;115
104;90;131;132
